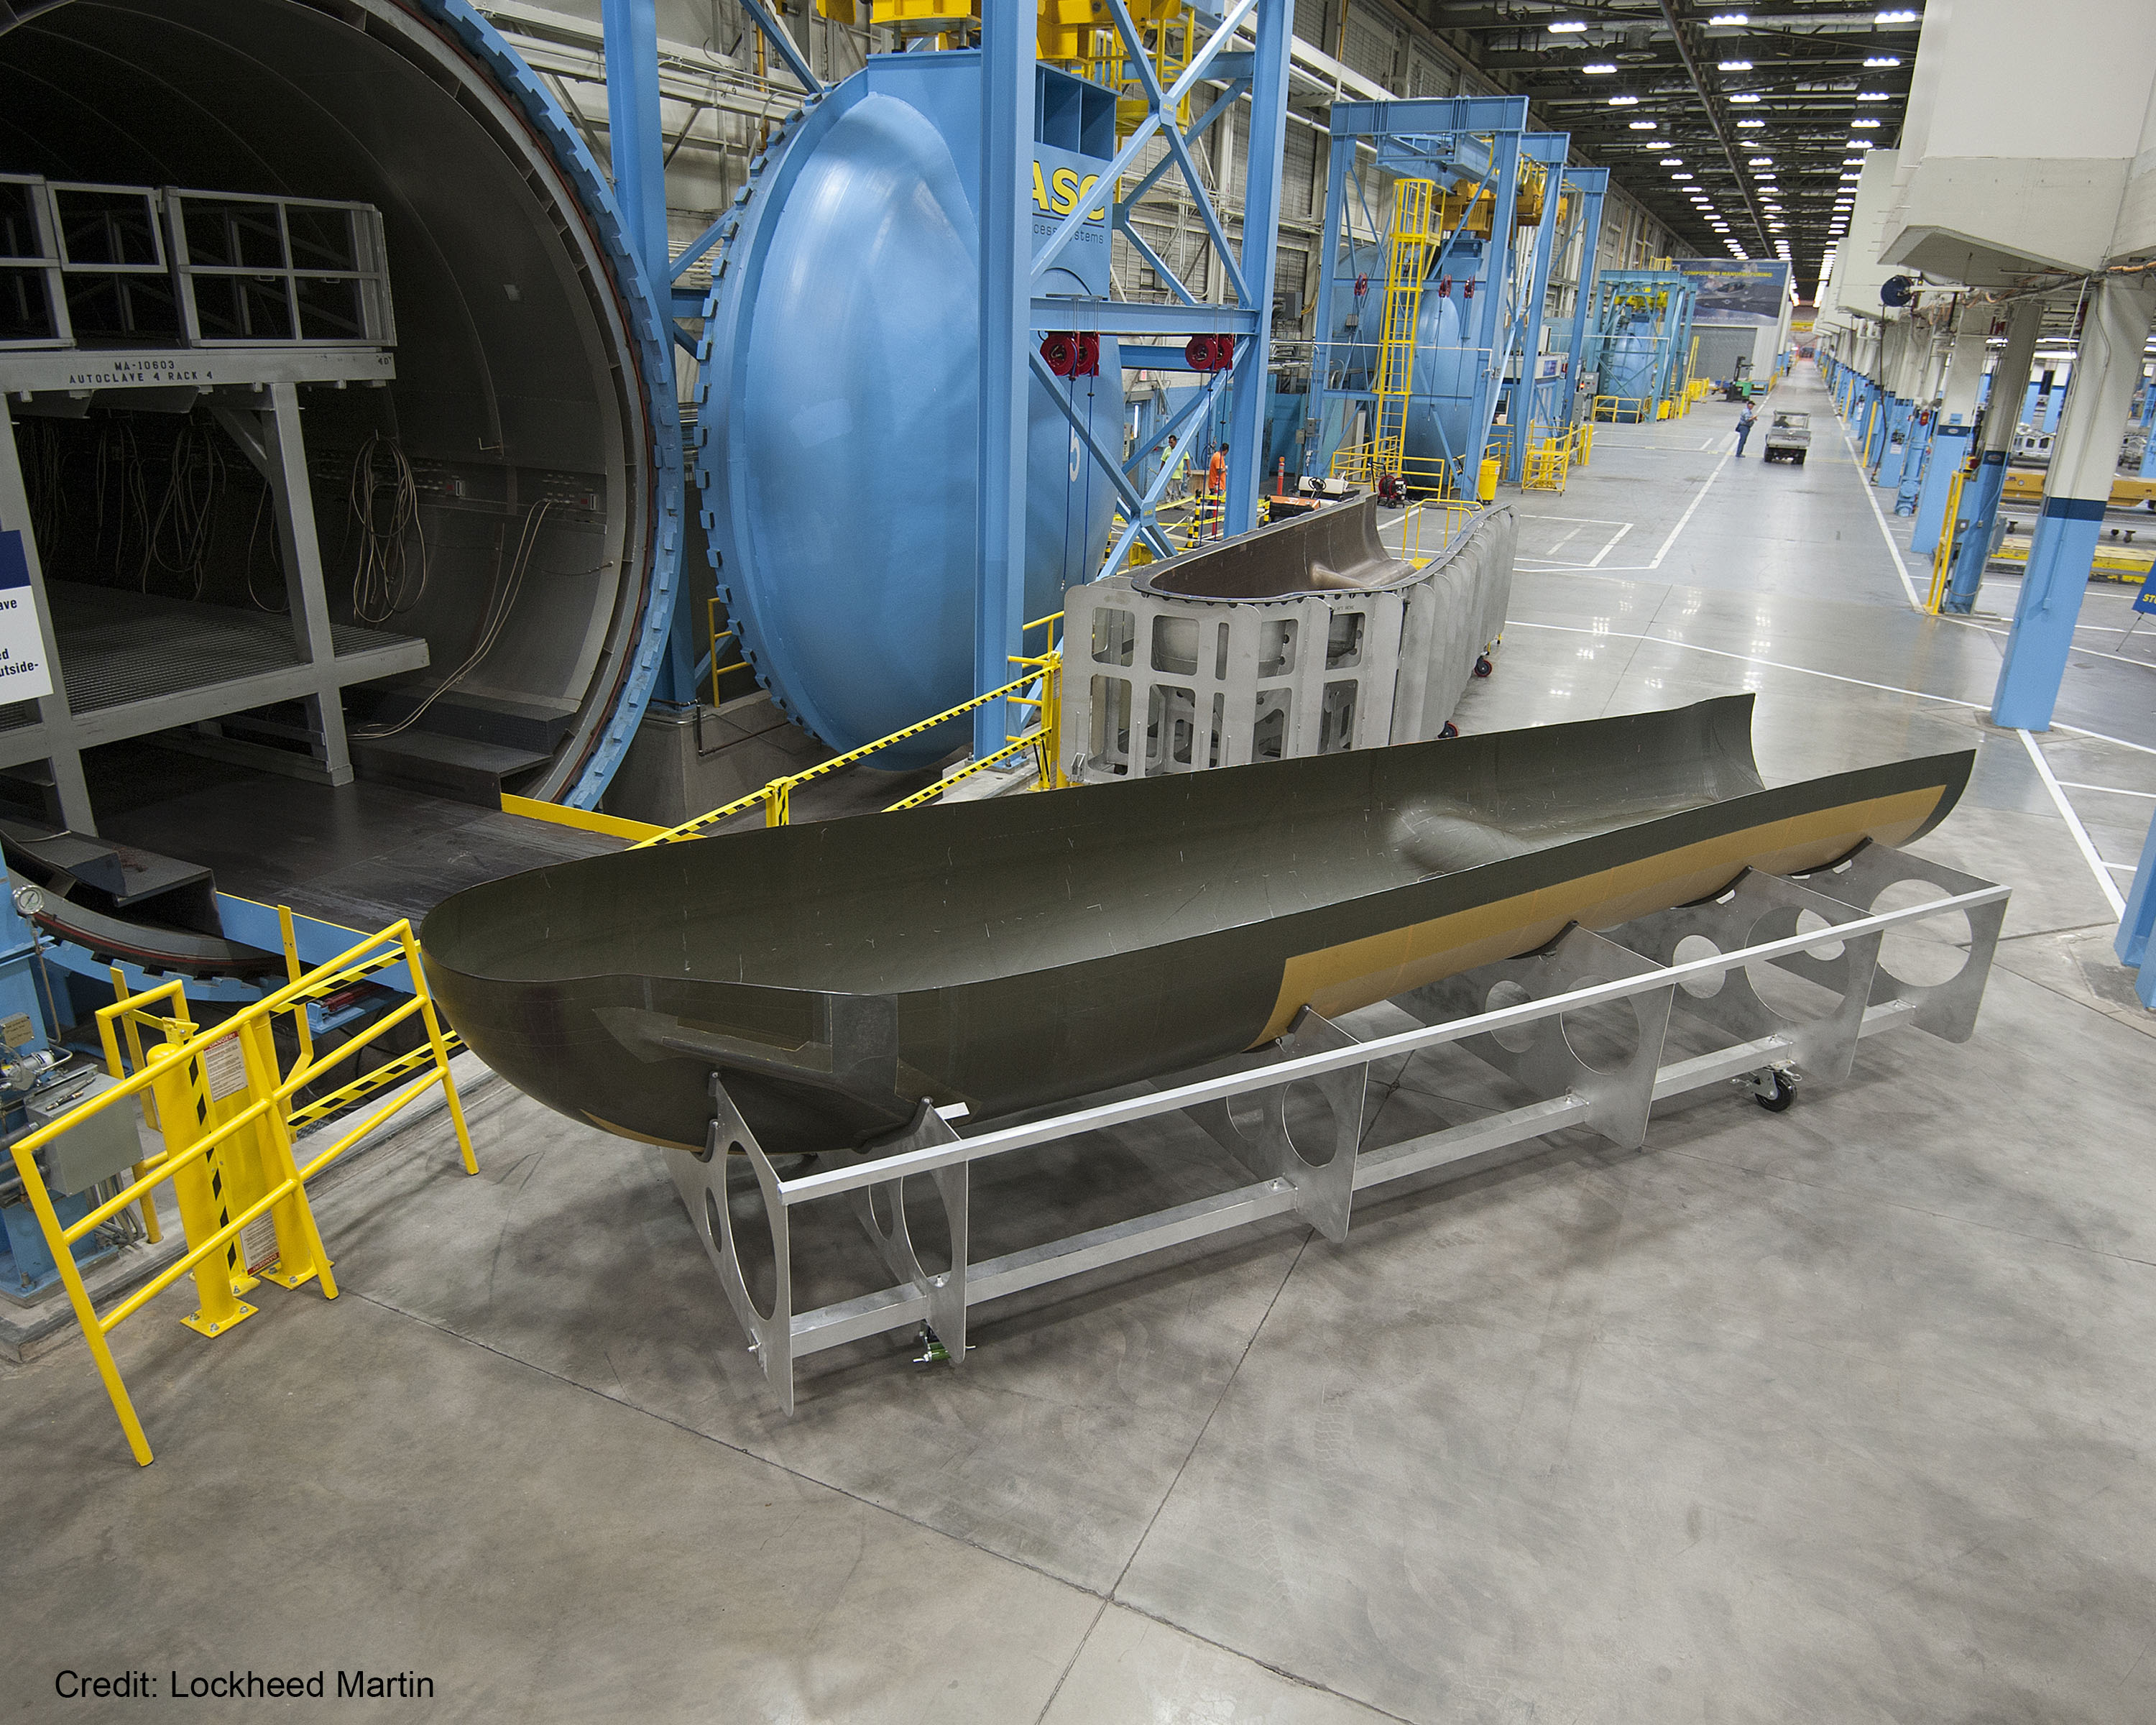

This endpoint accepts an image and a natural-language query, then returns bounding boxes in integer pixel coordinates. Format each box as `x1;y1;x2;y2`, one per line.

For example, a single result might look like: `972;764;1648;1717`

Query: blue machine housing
1315;239;1483;481
694;55;1123;763
0;890;99;1301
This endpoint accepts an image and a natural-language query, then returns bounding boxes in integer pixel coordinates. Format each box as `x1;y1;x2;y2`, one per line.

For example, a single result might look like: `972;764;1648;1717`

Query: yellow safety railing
1393;498;1483;566
17;919;475;1465
1927;466;1968;613
707;597;757;708
1522;420;1593;493
1591;394;1651;424
640;612;1067;844
1329;444;1464;500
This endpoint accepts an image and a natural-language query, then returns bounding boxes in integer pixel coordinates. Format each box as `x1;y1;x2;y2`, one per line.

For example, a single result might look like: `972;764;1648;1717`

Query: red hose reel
1039;331;1101;377
1184;333;1235;372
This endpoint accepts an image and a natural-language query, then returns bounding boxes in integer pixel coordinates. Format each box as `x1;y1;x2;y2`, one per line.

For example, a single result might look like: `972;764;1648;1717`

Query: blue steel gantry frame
1552;165;1608;418
1577;269;1699;418
606;0;1291;758
1307;99;1598;497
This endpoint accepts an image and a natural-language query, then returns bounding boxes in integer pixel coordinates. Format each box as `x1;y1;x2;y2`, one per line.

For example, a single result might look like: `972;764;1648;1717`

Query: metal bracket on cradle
668;1076;967;1416
1396;925;1675;1150
1183;1006;1366;1242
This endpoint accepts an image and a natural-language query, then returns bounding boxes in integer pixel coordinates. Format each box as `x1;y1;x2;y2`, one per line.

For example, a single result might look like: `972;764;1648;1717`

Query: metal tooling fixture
0;1;684;822
1309;99;1597;497
420;694;1978;1162
1580;270;1701;420
1058;497;1514;780
666;0;1291;765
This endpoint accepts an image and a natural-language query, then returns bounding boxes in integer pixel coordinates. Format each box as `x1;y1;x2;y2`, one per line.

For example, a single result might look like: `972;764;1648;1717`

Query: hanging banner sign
0;530;55;702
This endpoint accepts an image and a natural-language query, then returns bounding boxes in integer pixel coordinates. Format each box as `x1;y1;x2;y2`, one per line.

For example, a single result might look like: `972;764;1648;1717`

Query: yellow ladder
1371;179;1442;479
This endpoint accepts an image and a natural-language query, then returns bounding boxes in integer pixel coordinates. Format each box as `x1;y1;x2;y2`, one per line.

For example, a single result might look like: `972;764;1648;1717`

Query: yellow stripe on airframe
1255;784;1945;1044
585;1111;703;1154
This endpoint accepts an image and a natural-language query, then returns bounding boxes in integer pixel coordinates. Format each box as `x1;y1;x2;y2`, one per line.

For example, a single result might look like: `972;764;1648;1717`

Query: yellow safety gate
11;919;474;1466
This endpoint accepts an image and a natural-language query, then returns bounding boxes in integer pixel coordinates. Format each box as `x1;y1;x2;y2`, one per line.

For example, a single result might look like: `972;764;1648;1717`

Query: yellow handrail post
276;903;314;1089
148;1041;260;1339
400;921;479;1177
234;1012;340;1294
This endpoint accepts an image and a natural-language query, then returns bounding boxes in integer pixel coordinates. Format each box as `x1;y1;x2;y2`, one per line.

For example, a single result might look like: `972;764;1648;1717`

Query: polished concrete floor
6;365;2153;1724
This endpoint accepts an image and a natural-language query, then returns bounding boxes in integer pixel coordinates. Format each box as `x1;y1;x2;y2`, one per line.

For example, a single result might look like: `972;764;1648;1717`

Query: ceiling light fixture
1547;19;1588;32
1662;156;1685;165
1875;9;1917;22
1583;62;1617;74
1608;93;1640;105
1718;60;1751;70
1729;93;1761;103
1628;119;1657;129
1852;117;1881;127
1708;12;1749;23
1857;91;1889;101
1864;55;1902;66
1737;118;1765;127
1748;156;1773;165
1671;172;1695;180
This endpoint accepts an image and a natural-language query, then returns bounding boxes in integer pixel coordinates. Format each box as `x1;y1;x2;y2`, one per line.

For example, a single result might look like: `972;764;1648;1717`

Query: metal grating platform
48;582;422;714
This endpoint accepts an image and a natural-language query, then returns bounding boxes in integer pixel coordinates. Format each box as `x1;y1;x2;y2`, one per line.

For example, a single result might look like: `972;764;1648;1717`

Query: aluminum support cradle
665;843;2007;1414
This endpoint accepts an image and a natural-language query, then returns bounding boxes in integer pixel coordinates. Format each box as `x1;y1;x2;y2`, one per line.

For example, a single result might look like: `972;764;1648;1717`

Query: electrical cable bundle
351;497;550;740
347;430;430;623
243;484;287;614
19;418;70;556
139;417;227;597
93;418;152;574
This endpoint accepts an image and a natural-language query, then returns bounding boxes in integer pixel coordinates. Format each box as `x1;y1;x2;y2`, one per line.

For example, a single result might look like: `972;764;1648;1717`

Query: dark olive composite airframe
419;695;1973;1157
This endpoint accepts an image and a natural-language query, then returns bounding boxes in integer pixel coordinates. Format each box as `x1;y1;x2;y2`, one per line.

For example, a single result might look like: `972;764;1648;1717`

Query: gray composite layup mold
420;694;1973;1159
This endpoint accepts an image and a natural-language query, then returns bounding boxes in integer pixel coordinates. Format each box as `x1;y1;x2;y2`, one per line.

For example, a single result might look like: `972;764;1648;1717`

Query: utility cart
1763;408;1810;464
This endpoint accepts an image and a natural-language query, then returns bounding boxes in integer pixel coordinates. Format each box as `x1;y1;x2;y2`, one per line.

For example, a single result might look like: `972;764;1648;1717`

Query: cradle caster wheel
1473;654;1493;679
1743;1067;1797;1112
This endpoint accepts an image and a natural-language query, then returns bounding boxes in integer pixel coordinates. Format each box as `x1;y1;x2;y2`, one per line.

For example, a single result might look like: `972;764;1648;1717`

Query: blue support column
1946;300;2042;616
1993;278;2156;729
1869;394;1907;483
973;4;1031;760
1944;451;2007;613
2117;803;2156;1008
2139;369;2156;477
602;0;699;709
1894;408;1930;513
1912;307;1989;555
1911;420;1971;550
1223;0;1291;535
601;0;668;293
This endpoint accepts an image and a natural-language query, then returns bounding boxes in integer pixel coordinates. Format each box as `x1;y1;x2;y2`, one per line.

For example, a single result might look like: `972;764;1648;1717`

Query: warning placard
202;1034;249;1101
0;529;53;702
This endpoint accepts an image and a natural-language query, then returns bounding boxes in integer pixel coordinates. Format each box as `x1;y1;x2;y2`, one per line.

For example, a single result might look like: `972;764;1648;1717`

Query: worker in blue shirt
1733;398;1759;457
